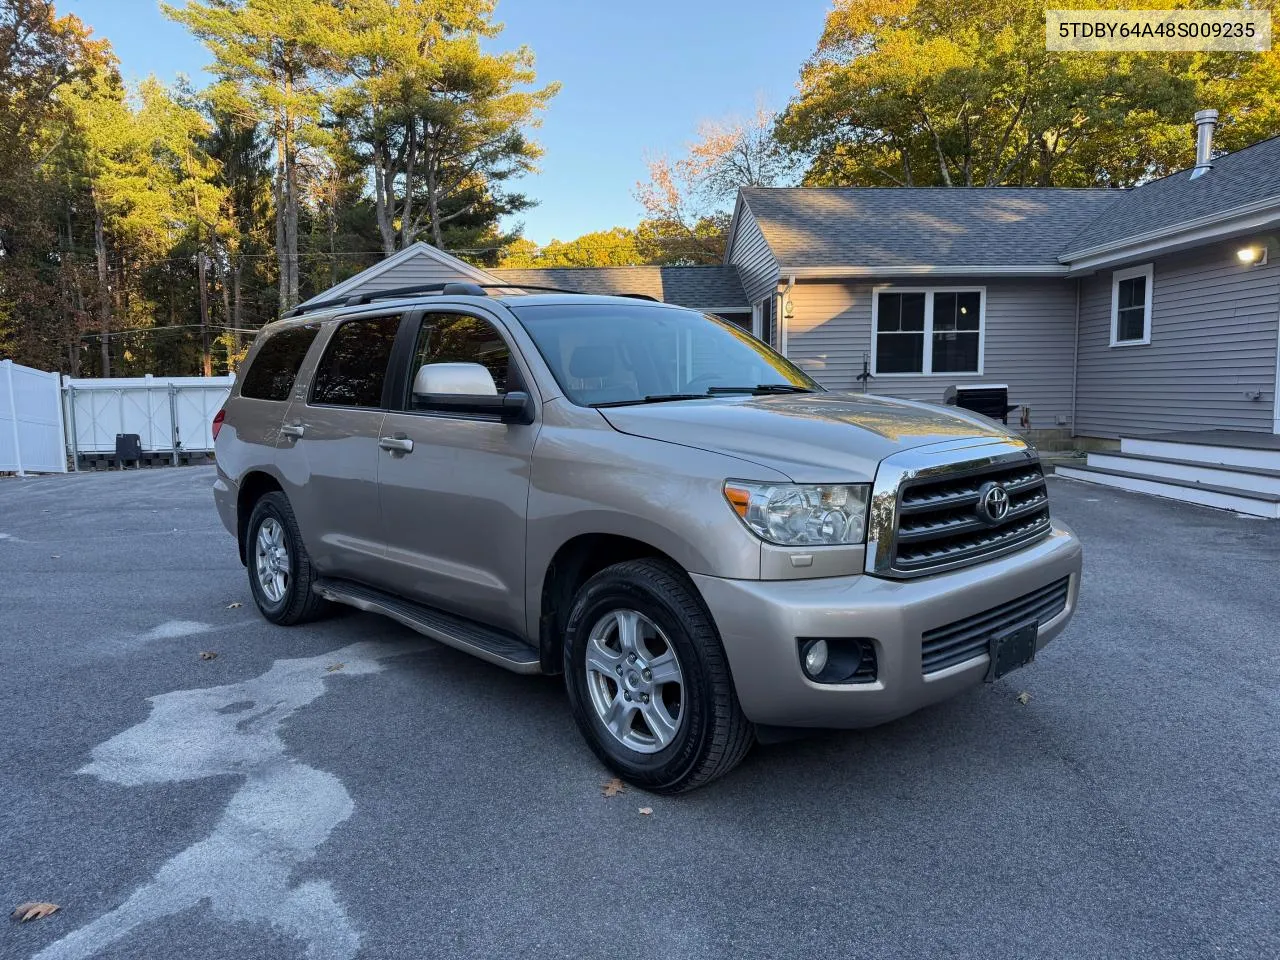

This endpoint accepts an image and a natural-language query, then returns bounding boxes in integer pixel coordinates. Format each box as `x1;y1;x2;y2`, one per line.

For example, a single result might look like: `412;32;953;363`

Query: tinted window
310;314;402;408
240;326;318;401
408;313;517;406
510;302;817;407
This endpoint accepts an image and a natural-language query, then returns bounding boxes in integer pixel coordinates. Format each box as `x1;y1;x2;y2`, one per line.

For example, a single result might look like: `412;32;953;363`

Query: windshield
509;302;821;407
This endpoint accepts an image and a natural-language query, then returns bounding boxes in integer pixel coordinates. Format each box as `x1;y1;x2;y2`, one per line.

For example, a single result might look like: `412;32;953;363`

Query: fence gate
0;359;67;475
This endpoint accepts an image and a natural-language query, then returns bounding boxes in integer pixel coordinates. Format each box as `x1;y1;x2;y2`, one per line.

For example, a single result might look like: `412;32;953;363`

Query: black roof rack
282;281;589;318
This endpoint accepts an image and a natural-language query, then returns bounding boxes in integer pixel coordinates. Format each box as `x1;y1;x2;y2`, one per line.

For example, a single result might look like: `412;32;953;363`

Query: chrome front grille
890;458;1051;576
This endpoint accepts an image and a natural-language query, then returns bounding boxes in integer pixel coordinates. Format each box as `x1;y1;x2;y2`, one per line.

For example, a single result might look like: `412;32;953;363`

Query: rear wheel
563;558;753;793
246;491;330;625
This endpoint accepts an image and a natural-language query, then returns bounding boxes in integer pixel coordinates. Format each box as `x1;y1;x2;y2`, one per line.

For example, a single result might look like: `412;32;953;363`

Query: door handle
281;422;305;439
379;435;414;454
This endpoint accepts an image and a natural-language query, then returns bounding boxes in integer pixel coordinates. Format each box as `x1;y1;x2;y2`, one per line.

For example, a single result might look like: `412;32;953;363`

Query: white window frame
1110;263;1153;347
869;286;986;377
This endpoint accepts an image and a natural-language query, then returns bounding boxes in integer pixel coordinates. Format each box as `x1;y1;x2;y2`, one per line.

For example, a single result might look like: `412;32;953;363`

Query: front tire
563;558;753;793
246;491;330;625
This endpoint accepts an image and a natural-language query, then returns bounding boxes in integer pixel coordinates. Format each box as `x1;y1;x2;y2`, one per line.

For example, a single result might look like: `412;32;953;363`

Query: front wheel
563;559;754;793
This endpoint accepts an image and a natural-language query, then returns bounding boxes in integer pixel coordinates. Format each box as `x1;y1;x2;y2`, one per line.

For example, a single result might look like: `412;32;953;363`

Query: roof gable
295;241;499;307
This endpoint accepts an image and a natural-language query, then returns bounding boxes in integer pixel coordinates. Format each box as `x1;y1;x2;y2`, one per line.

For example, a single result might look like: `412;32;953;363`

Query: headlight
723;481;870;546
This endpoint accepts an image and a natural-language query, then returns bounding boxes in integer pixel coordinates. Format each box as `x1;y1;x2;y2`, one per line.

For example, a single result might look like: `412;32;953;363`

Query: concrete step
1087;452;1280;496
1122;436;1280;472
1055;464;1280;519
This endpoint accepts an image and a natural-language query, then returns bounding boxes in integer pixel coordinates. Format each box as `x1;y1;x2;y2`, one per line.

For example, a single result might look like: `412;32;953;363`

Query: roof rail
283;281;589;318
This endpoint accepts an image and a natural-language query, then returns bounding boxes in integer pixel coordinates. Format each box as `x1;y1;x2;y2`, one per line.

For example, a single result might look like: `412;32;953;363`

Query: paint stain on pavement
32;640;424;960
137;620;214;642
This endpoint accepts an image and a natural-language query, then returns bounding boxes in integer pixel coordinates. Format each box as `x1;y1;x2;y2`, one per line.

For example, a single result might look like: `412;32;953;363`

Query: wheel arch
235;470;285;565
536;533;686;674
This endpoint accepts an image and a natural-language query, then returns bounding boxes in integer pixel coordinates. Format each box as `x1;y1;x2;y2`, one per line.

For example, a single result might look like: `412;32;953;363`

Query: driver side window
408;312;520;407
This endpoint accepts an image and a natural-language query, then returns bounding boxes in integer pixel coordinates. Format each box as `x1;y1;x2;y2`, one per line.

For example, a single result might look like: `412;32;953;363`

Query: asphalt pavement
1;465;1277;960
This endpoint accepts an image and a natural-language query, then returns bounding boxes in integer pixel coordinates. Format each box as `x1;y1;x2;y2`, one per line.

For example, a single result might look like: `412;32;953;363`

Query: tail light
212;409;226;441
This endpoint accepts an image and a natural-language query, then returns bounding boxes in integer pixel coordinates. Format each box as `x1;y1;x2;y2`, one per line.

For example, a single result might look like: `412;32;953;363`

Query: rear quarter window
240;326;319;401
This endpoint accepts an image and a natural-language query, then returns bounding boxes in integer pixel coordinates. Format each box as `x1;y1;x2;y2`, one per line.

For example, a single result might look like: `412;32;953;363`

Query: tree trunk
400;121;418;249
427;155;442;248
197;249;212;376
275;143;288;311
373;140;396;255
232;262;242;352
215;248;233;358
92;197;111;378
285;142;299;305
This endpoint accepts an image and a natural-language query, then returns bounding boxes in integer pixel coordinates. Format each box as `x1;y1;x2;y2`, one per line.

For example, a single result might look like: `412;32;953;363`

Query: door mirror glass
412;362;498;398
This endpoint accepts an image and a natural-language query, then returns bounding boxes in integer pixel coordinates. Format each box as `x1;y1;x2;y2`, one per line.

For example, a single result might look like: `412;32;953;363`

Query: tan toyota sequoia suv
213;283;1082;792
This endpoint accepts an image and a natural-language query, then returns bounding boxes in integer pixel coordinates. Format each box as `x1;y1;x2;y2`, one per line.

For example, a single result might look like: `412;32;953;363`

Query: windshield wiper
590;394;711;408
706;384;815;395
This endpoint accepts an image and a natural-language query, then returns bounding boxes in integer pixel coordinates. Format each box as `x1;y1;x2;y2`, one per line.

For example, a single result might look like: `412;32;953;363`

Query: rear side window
310;314;403;408
240;326;318;401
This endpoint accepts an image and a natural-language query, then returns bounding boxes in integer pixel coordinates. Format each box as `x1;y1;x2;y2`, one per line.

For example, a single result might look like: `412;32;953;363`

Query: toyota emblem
975;482;1011;525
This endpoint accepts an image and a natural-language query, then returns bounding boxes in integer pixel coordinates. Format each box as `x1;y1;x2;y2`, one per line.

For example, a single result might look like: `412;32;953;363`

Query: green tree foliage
1;0;557;373
776;0;1280;187
0;0;111;368
163;0;340;310
331;0;557;256
498;228;644;268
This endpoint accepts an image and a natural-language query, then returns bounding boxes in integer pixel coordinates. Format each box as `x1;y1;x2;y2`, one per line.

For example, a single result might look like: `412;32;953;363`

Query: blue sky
61;0;830;246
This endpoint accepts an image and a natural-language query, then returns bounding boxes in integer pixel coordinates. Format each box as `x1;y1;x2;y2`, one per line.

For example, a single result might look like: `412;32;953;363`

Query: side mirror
411;362;533;424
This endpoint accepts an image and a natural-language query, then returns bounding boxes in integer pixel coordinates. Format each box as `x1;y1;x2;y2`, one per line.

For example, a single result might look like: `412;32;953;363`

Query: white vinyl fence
63;374;235;460
0;359;67;475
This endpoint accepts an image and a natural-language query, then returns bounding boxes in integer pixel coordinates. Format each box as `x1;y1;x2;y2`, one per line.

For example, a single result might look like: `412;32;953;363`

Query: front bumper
692;522;1082;728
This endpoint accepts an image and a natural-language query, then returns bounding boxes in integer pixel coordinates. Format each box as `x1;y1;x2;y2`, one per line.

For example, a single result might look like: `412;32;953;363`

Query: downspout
780;273;795;356
1070;278;1081;437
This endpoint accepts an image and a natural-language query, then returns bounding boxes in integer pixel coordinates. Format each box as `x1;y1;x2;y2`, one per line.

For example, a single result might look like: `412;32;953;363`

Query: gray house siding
727;204;780;306
786;278;1079;429
343;253;480;294
1074;239;1279;438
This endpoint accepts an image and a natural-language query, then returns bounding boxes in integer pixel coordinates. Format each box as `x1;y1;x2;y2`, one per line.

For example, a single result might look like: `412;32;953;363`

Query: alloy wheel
584;608;685;754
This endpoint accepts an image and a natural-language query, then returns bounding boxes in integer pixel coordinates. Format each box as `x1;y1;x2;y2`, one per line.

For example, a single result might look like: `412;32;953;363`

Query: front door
277;311;405;579
376;309;538;636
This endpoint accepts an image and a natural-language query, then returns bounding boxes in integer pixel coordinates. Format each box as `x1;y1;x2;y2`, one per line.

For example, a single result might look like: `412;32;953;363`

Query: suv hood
599;391;1017;483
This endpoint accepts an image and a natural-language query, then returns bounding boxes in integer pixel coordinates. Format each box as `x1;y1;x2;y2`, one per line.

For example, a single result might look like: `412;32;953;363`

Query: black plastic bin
114;433;142;469
942;384;1018;424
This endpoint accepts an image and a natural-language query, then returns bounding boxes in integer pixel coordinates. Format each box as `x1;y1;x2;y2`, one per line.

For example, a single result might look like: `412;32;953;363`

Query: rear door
276;311;408;580
220;324;321;478
375;308;538;635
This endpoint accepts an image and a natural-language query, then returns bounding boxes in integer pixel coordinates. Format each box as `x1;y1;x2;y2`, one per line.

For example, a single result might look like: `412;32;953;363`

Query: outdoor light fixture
1236;245;1268;266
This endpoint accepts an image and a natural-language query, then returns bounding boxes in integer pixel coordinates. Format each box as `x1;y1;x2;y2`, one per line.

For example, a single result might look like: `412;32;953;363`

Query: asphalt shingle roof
1062;134;1280;257
489;266;749;310
739;187;1124;268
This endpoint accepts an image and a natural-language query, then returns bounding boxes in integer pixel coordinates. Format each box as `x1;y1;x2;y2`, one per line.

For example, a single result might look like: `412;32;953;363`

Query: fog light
802;639;829;678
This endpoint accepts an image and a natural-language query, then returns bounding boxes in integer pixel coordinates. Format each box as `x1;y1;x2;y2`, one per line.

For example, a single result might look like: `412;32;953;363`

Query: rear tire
246;491;331;626
563;558;753;793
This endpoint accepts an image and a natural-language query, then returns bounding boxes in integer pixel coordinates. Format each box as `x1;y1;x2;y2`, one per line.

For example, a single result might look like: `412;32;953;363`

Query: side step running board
314;578;542;675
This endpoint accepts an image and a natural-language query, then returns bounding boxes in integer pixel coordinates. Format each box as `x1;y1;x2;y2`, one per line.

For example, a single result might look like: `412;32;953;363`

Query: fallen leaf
11;902;60;923
1016;691;1031;705
638;806;653;816
199;651;218;661
226;602;242;609
325;663;344;673
601;778;625;798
